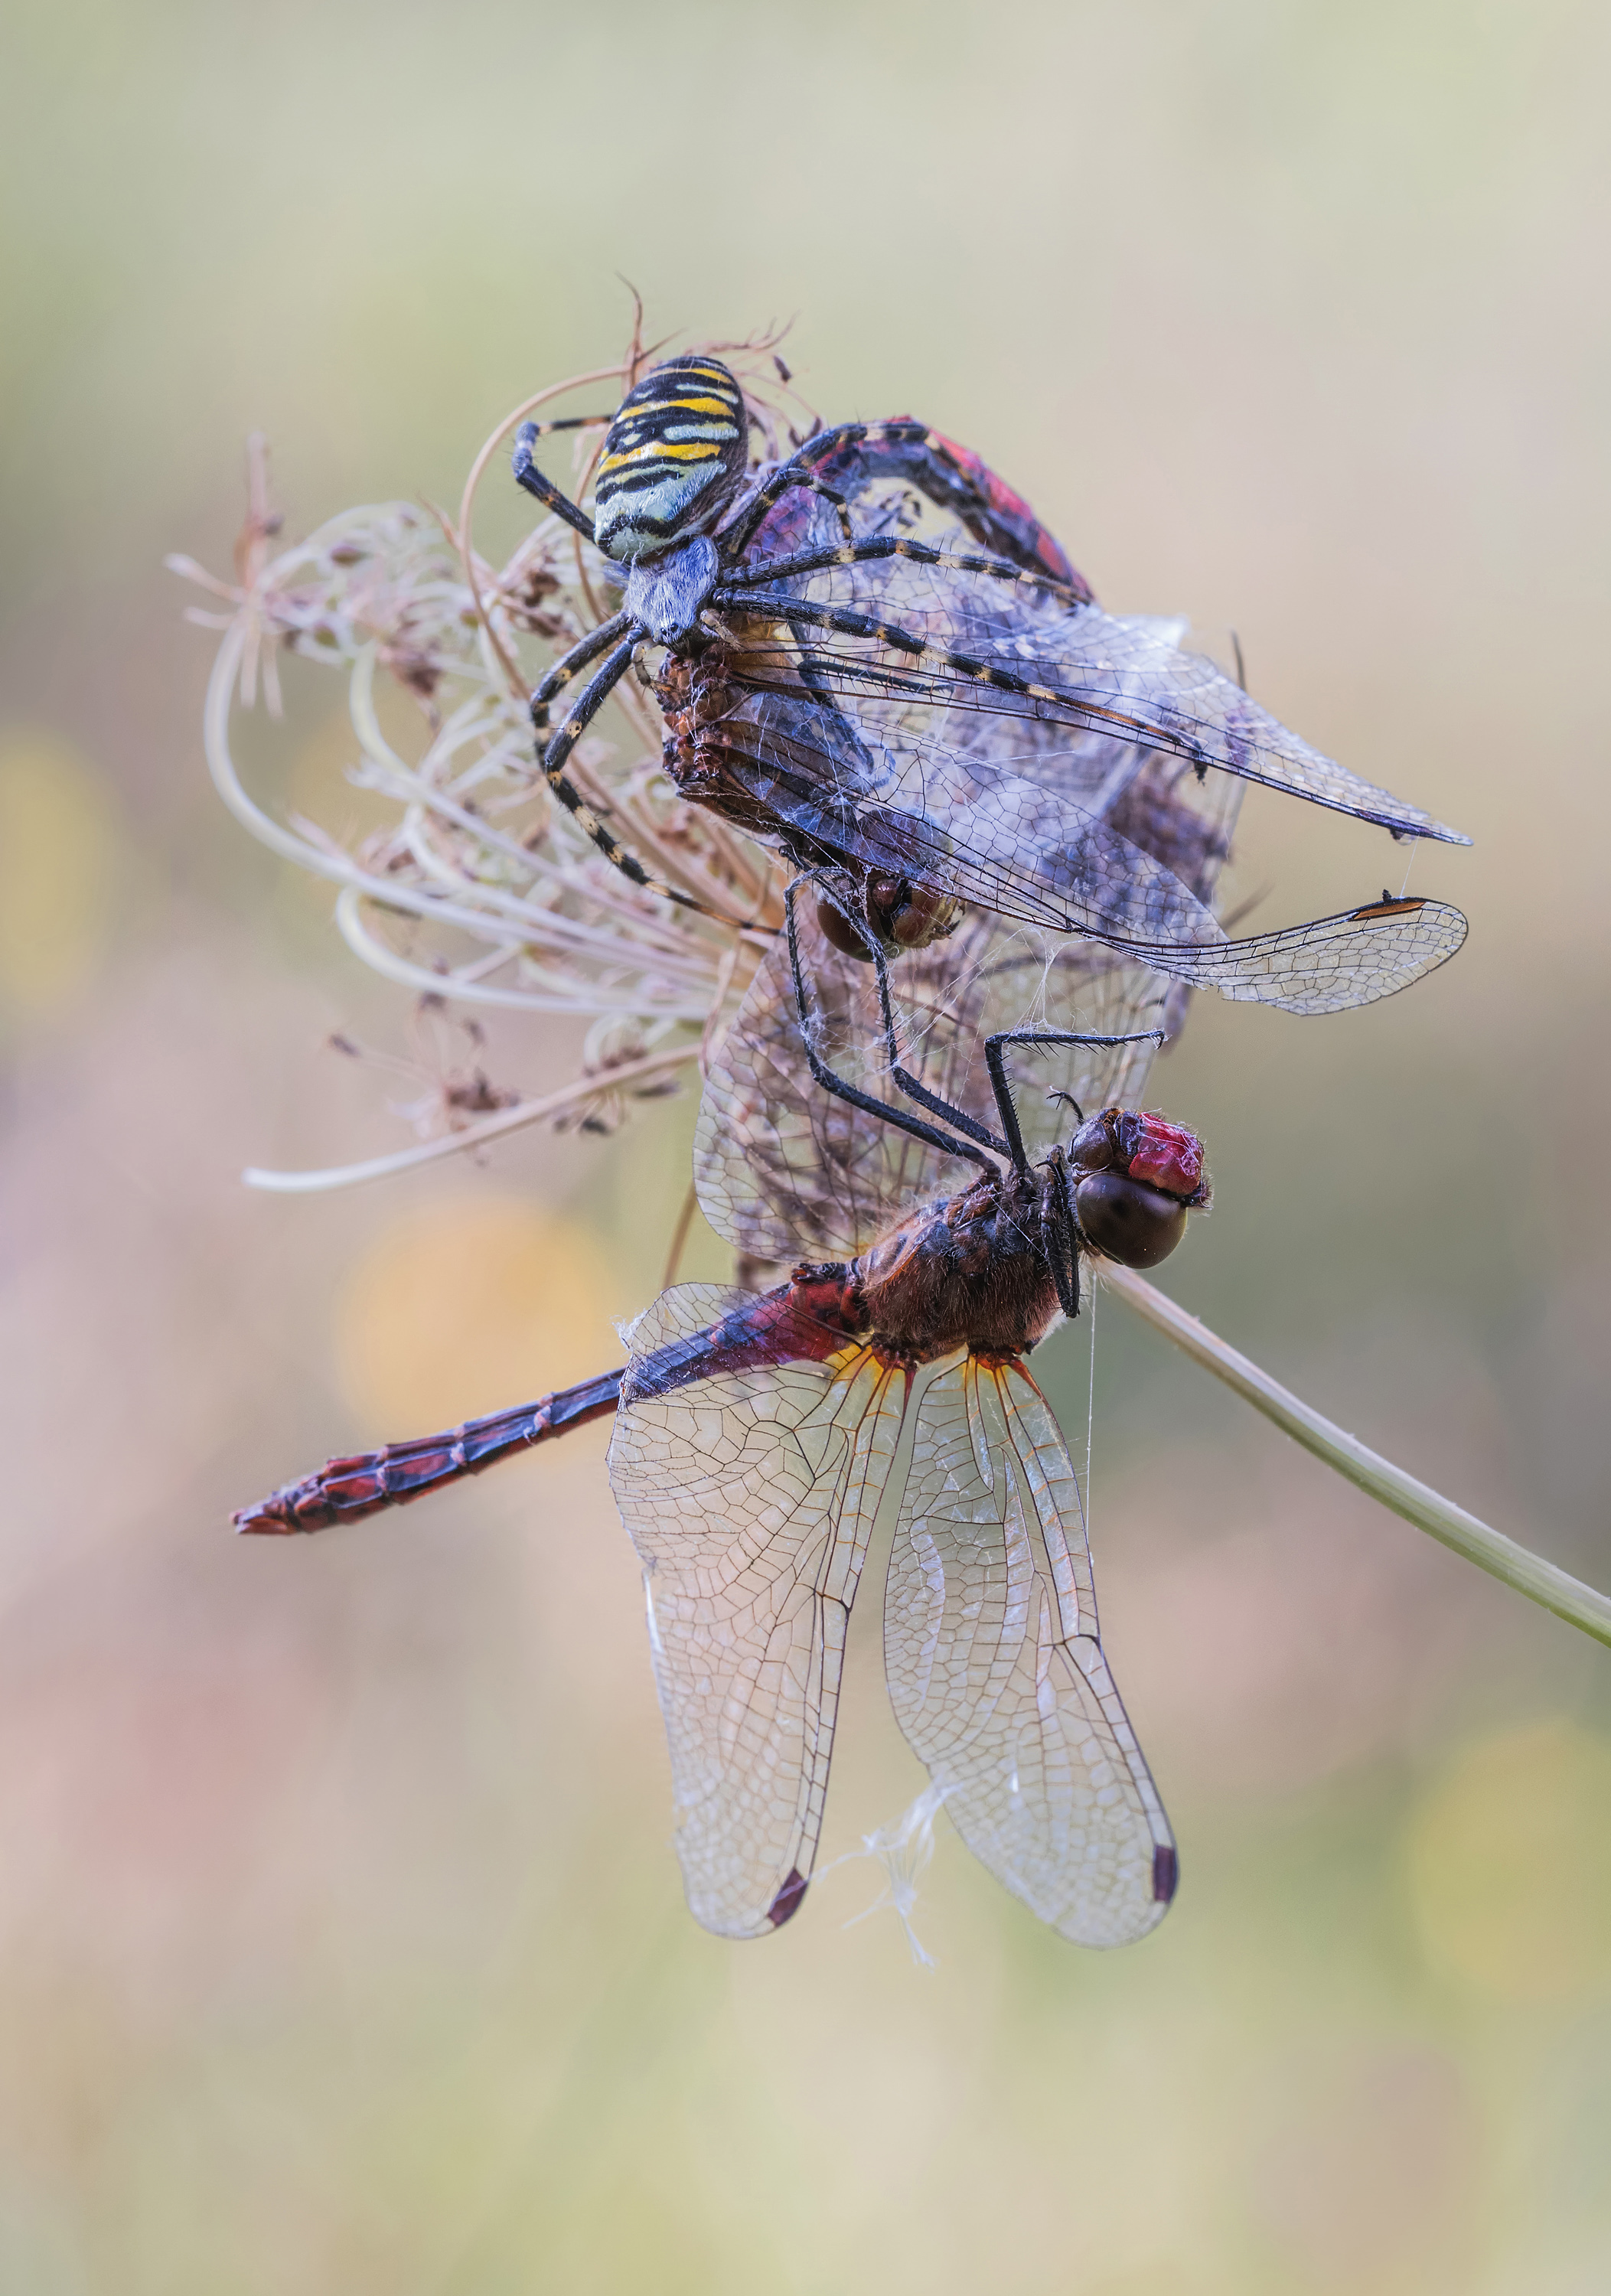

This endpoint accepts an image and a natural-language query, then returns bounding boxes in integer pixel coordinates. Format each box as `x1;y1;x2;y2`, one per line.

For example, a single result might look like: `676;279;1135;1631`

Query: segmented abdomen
593;357;748;561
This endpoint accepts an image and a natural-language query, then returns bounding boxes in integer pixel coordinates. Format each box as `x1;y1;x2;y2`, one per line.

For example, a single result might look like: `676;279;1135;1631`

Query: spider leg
529;609;634;735
984;1029;1165;1171
512;419;604;544
722;422;879;558
723;418;1085;590
785;877;996;1176
540;631;715;916
719;530;1083;605
724;589;1187;763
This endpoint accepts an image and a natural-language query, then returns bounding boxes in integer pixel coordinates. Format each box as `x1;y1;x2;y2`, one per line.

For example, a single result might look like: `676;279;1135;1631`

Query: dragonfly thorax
592;357;749;563
852;1167;1065;1364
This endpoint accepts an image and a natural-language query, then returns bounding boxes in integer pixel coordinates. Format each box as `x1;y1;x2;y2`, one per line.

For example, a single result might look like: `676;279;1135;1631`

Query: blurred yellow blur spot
0;729;120;1026
333;1194;615;1432
1405;1717;1611;2001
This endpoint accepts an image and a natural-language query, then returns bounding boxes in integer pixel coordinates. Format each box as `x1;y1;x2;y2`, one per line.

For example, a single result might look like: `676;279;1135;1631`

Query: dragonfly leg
1041;1148;1082;1321
859;929;1009;1157
984;1029;1166;1169
785;877;997;1175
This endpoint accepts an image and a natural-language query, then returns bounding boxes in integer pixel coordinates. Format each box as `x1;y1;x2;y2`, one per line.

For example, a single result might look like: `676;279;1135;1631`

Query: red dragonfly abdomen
235;1267;870;1534
236;1371;623;1534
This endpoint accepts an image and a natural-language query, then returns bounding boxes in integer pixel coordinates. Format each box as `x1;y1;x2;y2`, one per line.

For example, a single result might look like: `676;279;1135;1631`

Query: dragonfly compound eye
814;889;876;961
1072;1170;1191;1268
1069;1108;1210;1267
813;876;965;962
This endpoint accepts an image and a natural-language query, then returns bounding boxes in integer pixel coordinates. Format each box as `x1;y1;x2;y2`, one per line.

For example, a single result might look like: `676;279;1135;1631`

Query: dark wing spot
1348;896;1425;921
768;1867;810;1927
1152;1842;1179;1904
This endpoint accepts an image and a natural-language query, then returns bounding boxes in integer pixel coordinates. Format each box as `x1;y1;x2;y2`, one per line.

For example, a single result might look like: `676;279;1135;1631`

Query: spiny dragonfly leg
861;930;1007;1156
984;1029;1165;1172
785;876;996;1174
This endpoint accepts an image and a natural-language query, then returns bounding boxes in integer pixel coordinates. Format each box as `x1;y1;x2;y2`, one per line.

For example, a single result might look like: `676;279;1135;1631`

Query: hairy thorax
850;1169;1061;1364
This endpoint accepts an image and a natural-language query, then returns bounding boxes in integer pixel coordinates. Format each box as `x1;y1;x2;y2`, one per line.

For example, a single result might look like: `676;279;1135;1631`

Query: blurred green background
4;2;1611;2289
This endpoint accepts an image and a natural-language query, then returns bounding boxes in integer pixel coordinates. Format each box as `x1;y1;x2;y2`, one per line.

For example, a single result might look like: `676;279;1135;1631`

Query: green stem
1100;1261;1611;1652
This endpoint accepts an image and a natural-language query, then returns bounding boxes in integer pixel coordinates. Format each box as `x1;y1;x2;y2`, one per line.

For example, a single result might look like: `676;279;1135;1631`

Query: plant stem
1099;1261;1611;1651
243;1042;699;1193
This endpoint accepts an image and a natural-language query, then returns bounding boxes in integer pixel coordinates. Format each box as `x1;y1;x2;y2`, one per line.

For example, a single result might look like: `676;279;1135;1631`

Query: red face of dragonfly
1068;1107;1212;1272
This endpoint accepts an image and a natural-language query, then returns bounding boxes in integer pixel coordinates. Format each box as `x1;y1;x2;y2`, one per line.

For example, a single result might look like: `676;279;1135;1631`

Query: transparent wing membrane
608;1284;909;1938
698;673;1464;1013
696;902;1172;1264
607;1290;1175;1946
886;1356;1174;1946
665;497;1469;1011
732;532;1469;846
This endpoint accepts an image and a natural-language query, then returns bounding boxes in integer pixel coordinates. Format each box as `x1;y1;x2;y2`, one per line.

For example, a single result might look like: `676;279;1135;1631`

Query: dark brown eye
1074;1171;1190;1268
814;891;875;961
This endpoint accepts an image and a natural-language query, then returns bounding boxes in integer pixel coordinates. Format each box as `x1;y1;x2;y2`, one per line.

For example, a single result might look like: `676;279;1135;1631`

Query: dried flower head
171;326;817;1192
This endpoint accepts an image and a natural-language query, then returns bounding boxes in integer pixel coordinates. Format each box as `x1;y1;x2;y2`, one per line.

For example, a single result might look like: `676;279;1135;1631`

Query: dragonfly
511;353;1469;1013
237;886;1212;1947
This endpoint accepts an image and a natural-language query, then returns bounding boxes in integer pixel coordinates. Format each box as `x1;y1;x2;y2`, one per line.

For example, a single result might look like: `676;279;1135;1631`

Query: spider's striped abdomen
593;357;748;562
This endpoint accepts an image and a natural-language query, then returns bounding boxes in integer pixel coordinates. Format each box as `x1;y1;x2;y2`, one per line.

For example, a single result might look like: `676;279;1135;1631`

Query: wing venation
885;1355;1172;1946
608;1283;910;1939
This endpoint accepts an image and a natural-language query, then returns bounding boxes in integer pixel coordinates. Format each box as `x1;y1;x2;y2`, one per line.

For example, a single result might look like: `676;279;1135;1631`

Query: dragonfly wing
719;688;1227;948
885;1355;1174;1946
608;1283;910;1938
695;902;1171;1263
1122;892;1469;1013
710;684;1466;1012
1015;605;1472;846
775;559;1469;846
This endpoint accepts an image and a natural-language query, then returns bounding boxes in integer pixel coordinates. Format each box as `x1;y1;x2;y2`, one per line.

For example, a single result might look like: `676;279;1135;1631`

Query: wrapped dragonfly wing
677;519;1469;1011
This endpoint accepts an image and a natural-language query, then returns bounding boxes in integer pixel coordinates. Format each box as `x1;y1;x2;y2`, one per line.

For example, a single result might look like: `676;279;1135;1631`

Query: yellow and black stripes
533;630;711;917
512;414;611;543
592;357;748;562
